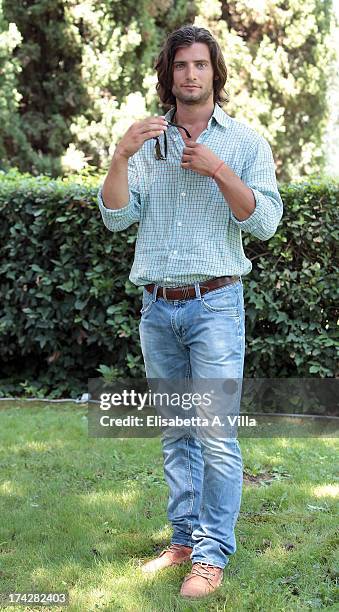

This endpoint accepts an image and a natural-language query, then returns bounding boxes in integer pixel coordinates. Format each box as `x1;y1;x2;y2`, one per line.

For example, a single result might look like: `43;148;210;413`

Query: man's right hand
114;116;168;160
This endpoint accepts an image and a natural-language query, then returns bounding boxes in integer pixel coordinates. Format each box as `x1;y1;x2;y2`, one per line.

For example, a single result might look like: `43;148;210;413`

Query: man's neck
174;100;215;128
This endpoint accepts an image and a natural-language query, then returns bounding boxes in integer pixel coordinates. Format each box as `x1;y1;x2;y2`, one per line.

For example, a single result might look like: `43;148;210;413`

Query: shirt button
165;277;171;281
177;221;182;226
181;192;186;197
173;250;178;255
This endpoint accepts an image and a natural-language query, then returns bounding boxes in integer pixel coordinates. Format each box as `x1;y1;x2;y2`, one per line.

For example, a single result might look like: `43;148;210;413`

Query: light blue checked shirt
98;103;283;287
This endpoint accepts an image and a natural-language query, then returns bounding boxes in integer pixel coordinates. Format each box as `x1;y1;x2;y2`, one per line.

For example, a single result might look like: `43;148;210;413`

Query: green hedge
0;170;337;398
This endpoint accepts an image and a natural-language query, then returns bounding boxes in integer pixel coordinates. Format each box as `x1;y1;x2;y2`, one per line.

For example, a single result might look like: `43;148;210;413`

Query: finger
184;146;197;155
181;154;192;162
148;117;168;126
141;129;168;141
139;123;167;134
142;114;167;122
138;116;168;128
182;138;197;147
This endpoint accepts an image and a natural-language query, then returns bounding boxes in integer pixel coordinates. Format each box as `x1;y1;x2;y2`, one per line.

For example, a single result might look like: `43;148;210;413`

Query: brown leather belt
145;275;239;301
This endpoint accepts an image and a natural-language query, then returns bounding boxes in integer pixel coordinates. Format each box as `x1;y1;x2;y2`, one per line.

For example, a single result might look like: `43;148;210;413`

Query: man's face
171;42;214;107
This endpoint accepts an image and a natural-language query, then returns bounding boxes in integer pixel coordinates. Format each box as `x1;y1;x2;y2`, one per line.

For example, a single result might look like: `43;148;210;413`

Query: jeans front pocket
201;282;240;316
140;287;154;315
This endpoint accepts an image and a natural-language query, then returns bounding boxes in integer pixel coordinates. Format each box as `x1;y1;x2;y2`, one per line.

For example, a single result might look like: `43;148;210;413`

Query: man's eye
197;63;206;68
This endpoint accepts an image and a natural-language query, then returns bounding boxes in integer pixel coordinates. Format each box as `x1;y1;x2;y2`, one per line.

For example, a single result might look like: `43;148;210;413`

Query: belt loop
194;282;202;300
152;284;158;302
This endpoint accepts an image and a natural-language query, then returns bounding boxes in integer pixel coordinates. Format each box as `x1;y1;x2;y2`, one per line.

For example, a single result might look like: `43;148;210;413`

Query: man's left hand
181;138;222;177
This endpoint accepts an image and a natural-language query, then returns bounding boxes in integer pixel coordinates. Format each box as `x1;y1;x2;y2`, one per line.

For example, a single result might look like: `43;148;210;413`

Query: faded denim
139;279;245;569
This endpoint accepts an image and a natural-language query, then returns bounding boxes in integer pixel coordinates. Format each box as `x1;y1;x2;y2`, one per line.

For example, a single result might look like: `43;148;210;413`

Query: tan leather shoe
140;544;193;574
180;562;224;598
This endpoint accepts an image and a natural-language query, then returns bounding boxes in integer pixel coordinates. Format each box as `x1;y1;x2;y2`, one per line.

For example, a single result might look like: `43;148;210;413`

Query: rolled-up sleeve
97;155;141;232
230;136;283;240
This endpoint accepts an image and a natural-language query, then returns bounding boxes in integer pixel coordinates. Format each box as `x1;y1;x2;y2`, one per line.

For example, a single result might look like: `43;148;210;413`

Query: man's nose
185;64;197;80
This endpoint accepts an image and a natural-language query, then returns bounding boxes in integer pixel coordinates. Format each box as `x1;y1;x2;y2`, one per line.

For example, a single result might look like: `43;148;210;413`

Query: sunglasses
154;121;192;160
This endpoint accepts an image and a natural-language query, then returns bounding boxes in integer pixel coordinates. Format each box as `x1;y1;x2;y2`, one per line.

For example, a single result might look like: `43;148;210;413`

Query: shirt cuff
229;188;262;232
98;188;130;217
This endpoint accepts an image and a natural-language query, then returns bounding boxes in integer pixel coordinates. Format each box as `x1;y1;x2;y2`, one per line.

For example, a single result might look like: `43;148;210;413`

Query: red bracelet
211;160;225;180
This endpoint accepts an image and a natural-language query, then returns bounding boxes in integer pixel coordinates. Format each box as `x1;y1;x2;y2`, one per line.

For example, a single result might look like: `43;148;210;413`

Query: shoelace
185;562;217;586
159;544;186;557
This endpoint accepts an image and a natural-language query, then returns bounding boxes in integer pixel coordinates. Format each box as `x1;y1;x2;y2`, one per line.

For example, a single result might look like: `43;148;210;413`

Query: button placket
166;133;188;276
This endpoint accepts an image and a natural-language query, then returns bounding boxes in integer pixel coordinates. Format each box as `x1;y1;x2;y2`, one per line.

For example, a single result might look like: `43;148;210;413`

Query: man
98;25;283;599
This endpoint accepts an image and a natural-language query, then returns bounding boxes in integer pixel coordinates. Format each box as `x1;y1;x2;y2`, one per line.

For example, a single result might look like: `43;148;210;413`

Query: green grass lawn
0;402;338;611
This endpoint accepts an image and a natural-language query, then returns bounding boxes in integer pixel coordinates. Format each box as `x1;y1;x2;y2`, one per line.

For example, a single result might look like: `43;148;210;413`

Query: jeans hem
171;538;194;548
191;556;226;569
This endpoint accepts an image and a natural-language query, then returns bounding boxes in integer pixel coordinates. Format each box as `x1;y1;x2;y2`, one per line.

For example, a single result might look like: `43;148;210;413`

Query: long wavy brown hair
155;25;229;108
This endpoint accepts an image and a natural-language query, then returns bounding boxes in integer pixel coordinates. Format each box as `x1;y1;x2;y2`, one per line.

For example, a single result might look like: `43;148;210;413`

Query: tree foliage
1;0;87;176
195;0;336;180
0;0;336;181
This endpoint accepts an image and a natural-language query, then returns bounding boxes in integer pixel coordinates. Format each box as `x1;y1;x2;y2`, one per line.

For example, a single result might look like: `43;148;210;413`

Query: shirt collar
164;107;176;121
210;103;232;128
165;103;231;129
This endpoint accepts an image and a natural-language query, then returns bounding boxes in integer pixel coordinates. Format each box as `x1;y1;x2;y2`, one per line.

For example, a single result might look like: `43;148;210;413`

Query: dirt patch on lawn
243;469;290;486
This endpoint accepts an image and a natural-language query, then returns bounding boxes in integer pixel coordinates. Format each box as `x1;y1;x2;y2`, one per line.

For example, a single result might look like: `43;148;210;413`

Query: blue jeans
139;279;245;569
